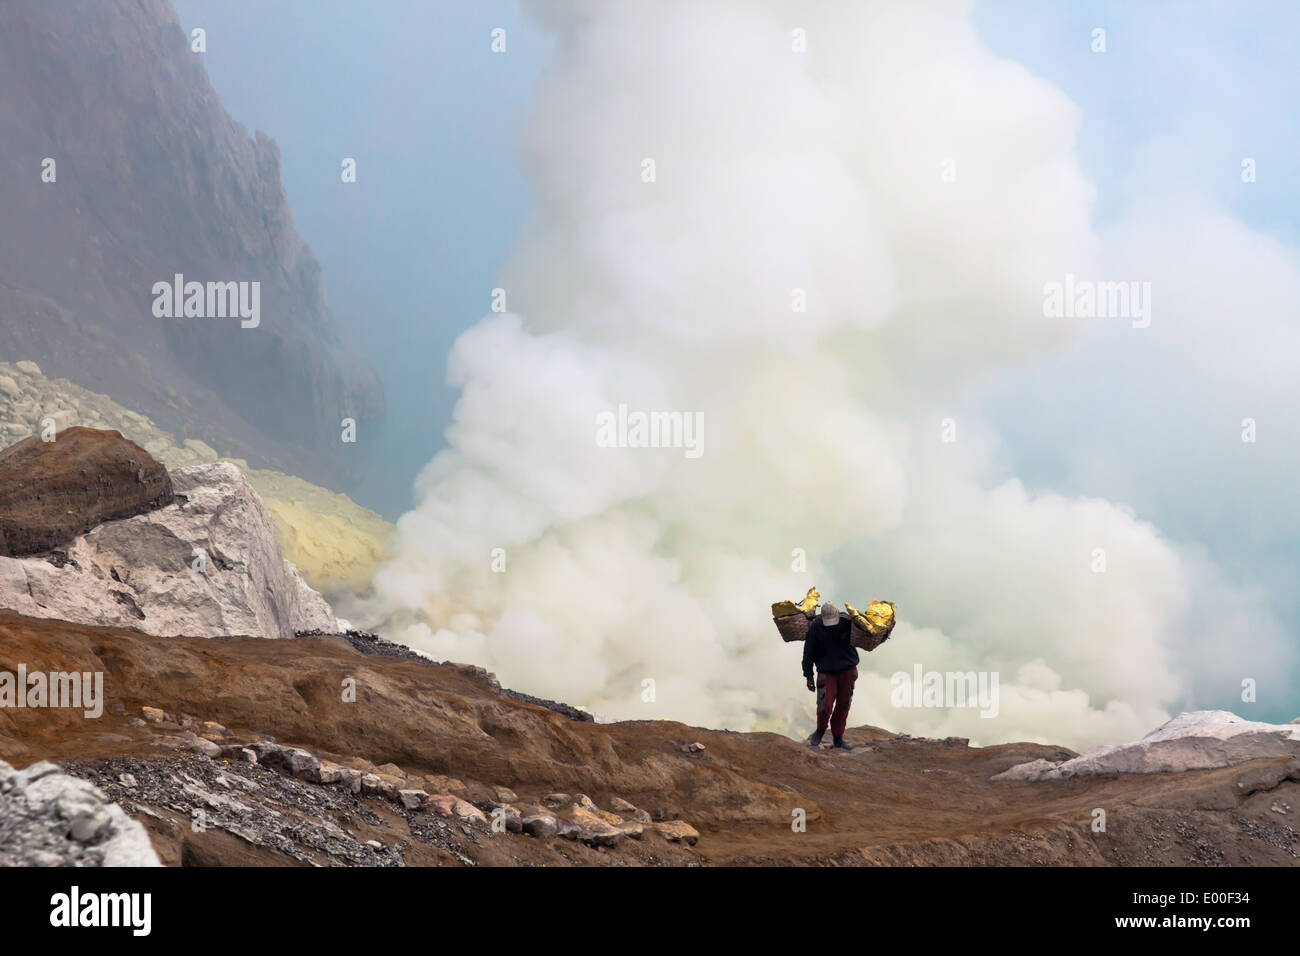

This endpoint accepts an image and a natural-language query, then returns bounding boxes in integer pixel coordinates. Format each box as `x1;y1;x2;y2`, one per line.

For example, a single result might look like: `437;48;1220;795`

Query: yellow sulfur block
771;586;820;618
845;600;896;636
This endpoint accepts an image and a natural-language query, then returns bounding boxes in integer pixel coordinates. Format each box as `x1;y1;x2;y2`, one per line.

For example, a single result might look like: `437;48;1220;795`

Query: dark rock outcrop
0;427;172;557
0;0;384;489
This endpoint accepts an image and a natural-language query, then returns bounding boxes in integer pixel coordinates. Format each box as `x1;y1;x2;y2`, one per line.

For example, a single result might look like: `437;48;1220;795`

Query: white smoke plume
365;0;1292;749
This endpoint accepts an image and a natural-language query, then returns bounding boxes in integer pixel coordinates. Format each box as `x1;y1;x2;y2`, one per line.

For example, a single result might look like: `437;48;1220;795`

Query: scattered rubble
1233;815;1300;859
50;703;704;866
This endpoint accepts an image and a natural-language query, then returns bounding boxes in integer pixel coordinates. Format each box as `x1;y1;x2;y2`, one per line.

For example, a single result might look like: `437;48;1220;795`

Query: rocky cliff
0;0;383;489
0;433;339;637
0;361;393;597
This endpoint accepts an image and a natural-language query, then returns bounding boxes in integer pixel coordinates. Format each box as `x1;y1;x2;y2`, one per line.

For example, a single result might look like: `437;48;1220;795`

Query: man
802;602;859;750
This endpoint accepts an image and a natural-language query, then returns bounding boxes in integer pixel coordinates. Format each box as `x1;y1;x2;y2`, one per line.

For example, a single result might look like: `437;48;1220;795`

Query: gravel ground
63;753;408;867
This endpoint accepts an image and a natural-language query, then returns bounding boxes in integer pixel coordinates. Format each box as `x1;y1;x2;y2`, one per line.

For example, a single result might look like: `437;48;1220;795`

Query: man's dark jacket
802;618;859;679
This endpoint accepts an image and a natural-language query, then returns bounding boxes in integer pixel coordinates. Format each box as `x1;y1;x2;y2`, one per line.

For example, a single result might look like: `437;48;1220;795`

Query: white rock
398;789;429;810
994;710;1300;782
0;461;337;637
284;559;337;633
0;759;160;866
452;798;487;825
337;768;363;794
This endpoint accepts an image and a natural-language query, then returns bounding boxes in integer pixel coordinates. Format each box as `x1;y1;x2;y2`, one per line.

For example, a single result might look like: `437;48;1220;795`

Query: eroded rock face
994;711;1300;782
0;461;337;637
0;427;173;557
0;759;161;866
0;0;384;489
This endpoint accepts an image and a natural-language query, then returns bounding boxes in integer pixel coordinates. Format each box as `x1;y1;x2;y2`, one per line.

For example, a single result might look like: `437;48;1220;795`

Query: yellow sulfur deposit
771;586;820;618
845;600;896;636
245;469;393;598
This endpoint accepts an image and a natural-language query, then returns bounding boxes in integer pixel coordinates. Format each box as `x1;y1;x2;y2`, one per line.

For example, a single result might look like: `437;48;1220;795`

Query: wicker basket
849;618;895;652
773;610;813;642
847;600;897;652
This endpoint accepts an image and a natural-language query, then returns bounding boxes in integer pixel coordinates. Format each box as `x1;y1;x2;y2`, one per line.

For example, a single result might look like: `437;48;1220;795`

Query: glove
806;678;816;692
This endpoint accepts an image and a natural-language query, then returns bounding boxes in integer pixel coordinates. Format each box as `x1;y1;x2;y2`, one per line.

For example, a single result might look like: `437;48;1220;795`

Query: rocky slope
0;0;383;489
1;610;1297;866
0;363;392;597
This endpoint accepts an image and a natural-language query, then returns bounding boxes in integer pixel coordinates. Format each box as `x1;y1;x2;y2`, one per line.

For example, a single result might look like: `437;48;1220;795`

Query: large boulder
0;427;173;557
0;460;337;636
994;711;1300;782
0;759;161;866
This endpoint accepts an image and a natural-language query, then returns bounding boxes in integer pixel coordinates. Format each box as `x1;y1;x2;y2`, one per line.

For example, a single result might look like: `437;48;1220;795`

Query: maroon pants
815;666;857;737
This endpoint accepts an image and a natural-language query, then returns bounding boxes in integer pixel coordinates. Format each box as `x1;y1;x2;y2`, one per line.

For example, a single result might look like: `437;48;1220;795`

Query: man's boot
807;730;824;749
832;736;853;751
